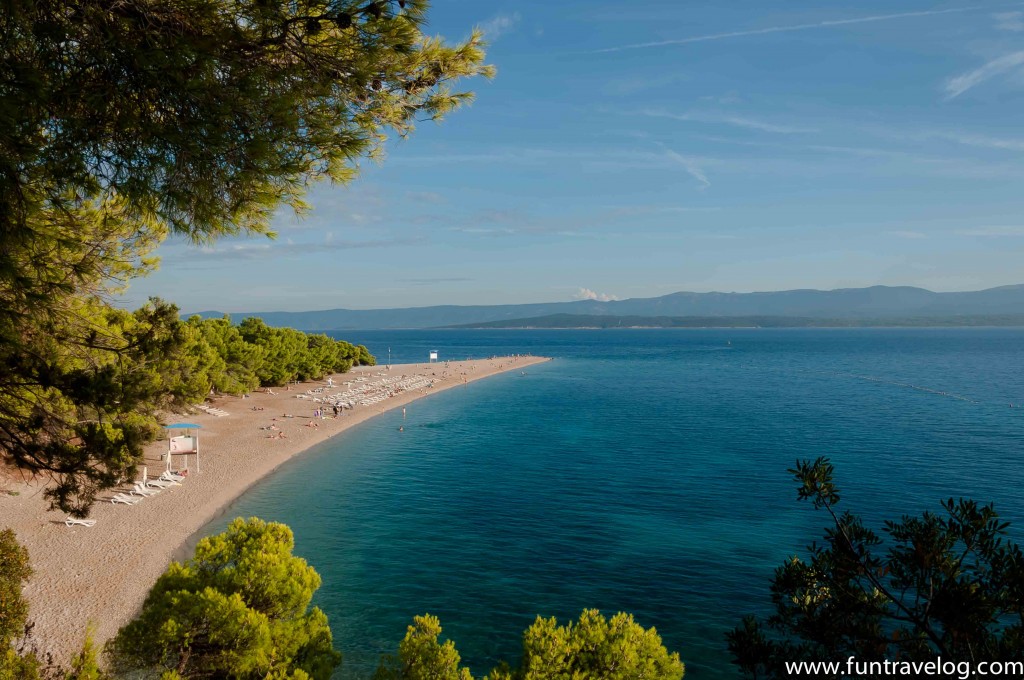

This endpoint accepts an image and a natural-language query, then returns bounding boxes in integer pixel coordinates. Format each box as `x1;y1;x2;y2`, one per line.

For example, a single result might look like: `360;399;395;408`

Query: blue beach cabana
165;423;202;474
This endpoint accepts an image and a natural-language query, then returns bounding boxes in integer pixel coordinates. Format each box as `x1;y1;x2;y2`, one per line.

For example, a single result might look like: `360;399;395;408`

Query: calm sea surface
201;329;1024;679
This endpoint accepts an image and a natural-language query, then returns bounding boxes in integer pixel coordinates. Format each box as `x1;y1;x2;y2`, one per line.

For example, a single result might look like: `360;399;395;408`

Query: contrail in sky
945;50;1024;98
589;6;983;54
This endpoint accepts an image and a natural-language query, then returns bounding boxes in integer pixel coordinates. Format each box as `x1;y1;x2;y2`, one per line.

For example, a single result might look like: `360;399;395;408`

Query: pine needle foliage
0;0;490;513
375;610;685;680
107;518;341;679
728;458;1024;678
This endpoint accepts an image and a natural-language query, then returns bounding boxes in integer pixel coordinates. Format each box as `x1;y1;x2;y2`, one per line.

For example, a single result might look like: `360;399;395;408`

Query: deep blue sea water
201;329;1024;679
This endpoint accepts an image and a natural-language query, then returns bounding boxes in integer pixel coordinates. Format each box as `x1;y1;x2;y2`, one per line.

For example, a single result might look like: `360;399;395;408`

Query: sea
199;328;1024;679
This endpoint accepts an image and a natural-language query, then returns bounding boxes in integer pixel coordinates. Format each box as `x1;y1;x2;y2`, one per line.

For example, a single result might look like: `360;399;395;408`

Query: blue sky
124;1;1024;313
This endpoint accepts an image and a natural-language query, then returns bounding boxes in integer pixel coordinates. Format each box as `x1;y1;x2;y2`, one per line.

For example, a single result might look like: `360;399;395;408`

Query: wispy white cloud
693;133;930;160
604;73;689;96
605;205;722;216
954;226;1024;236
451;226;518;236
479;12;521;41
181;237;424;260
700;92;743;105
888;230;929;239
394;148;595;165
719;115;817;134
929;130;1024;152
346;213;373;224
404;191;445;204
399;277;475;285
574;287;620;302
944;50;1024;99
589;7;979;54
994;11;1024;31
804;143;925;159
394;138;1024;184
662;147;711;190
643;109;816;134
695;233;739;240
394;147;702;172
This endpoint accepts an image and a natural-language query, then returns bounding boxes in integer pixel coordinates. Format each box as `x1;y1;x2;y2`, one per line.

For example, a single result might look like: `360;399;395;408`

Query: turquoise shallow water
202;329;1024;679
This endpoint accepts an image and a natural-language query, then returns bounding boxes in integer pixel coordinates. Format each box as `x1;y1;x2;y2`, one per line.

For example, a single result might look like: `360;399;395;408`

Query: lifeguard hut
165;423;202;474
429;350;438;363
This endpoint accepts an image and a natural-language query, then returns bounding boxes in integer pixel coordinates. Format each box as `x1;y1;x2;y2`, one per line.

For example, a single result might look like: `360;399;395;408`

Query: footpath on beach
0;355;550;666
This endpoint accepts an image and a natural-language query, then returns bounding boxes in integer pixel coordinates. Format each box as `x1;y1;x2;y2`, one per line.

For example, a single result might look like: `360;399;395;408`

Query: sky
122;0;1024;313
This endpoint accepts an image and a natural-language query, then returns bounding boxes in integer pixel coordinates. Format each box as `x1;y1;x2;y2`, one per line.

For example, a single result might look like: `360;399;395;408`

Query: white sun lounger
195;404;230;417
111;493;142;505
65;517;96;527
132;482;159;496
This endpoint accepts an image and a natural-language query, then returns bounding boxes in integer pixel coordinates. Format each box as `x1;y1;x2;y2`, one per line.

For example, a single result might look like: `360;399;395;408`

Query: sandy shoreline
1;355;550;665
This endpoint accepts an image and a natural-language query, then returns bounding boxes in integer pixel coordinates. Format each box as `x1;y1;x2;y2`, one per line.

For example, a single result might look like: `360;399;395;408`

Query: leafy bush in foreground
376;610;685;680
0;528;41;678
4;516;685;679
107;518;340;679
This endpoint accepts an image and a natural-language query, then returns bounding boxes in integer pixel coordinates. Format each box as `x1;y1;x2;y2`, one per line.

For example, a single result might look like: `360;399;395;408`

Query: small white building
429;350;438;363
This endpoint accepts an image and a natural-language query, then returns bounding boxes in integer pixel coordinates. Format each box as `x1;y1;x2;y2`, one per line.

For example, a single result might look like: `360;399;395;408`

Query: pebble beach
0;355;549;665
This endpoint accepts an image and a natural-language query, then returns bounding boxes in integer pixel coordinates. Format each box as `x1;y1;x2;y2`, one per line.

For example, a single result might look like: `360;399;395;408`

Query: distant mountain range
191;284;1024;330
449;313;1024;329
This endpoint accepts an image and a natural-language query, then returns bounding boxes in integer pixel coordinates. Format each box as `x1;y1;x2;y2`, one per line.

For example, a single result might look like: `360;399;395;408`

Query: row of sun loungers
69;370;441;528
195;404;229;417
198;372;434;416
117;471;186;502
319;374;434;406
69;471;187;527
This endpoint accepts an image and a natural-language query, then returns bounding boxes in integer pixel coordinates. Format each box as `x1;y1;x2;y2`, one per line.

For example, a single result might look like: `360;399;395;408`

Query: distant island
192;284;1024;330
445;313;1024;329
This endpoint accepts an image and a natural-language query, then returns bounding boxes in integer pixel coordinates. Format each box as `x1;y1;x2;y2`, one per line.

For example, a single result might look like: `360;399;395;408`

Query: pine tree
107;518;341;679
1;0;490;512
728;458;1024;678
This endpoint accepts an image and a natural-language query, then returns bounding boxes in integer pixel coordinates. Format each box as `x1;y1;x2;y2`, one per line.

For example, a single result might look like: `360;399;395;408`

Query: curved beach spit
1;355;550;665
